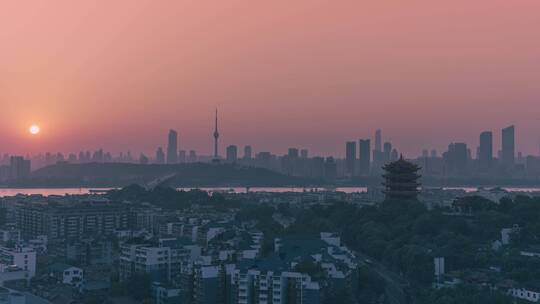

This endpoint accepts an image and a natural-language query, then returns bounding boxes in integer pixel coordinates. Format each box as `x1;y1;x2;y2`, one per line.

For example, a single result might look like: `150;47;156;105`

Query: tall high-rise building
391;149;399;161
324;157;337;181
345;141;356;176
188;150;197;163
178;150;186;163
447;143;468;175
226;145;238;163
166;129;178;164
375;129;382;152
300;149;308;159
383;142;392;163
213;109;220;159
501;125;515;168
373;129;384;170
478;131;493;171
359;139;371;175
9;156;30;180
155;147;165;164
244;145;252;160
287;148;299;158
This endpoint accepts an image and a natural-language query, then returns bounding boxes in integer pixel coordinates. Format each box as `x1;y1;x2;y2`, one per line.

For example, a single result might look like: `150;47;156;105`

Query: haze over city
4;2;540;304
2;0;540;156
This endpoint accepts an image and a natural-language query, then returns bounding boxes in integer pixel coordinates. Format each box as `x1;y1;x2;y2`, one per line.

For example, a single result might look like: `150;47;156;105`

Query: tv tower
213;108;220;159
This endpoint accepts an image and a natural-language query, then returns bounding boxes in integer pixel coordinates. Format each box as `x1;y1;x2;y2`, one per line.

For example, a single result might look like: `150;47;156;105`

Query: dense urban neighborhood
0;159;540;304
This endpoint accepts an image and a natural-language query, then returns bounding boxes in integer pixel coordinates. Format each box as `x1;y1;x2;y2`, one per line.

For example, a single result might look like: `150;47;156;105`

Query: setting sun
29;124;40;135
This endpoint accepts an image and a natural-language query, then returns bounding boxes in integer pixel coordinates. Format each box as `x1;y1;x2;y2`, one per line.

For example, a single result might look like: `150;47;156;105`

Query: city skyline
2;2;540;304
2;1;540;156
2;120;540;160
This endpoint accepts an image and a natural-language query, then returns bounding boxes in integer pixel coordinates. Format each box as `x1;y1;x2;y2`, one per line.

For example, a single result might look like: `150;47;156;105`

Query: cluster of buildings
4;113;540;183
432;224;540;304
416;125;540;178
0;157;31;182
0;192;360;304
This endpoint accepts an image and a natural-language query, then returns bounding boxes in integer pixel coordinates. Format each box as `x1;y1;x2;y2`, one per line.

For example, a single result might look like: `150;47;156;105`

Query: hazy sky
1;0;540;157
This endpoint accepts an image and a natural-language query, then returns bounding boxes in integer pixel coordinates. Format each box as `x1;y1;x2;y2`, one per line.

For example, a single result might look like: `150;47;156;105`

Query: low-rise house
48;263;83;287
508;281;540;303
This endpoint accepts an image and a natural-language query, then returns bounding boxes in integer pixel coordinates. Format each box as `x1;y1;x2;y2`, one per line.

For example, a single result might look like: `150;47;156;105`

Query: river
1;186;540;197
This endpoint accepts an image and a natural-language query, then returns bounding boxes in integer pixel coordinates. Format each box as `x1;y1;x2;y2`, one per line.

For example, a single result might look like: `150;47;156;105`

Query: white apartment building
0;246;36;279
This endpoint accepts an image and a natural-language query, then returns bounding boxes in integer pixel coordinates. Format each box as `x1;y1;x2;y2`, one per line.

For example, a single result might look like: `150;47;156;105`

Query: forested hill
13;162;312;187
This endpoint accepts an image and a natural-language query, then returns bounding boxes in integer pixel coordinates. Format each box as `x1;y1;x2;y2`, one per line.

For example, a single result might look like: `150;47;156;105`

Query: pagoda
382;155;421;201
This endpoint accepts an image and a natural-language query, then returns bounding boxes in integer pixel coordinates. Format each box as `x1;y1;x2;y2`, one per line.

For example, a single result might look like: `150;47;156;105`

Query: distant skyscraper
139;154;149;165
430;149;437;158
383;142;392;163
375;129;382;152
372;130;384;170
345;141;356;176
391;149;399;161
155;147;165;164
359;139;371;175
324;157;337;181
178;150;186;163
478;131;493;171
244;146;252;160
213;109;220;159
287;148;299;158
166;129;178;164
226;145;238;163
300;149;308;159
501;125;515;168
9;156;30;180
450;143;468;174
188;150;197;163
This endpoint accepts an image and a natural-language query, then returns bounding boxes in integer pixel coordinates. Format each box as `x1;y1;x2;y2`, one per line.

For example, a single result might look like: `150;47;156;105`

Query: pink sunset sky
1;0;540;157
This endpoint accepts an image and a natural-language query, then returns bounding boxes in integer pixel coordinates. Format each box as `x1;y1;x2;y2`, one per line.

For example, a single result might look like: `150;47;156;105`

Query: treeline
235;195;540;303
107;184;241;210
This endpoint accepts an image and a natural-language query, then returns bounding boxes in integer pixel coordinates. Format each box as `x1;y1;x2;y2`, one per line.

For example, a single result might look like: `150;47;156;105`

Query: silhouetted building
446;143;468;175
213;109;220;160
375;129;382;152
139;154;149;165
167;129;178;164
179;150;186;163
373;130;384;170
345;141;356;177
310;157;325;178
359;139;371;175
188;150;197;163
300;149;308;159
383;142;392;163
391;149;399;161
382;156;421;201
479;131;493;171
9;156;30;180
155;147;165;164
226;145;238;163
324;157;337;181
501;125;515;169
243;145;252;160
288;148;299;159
